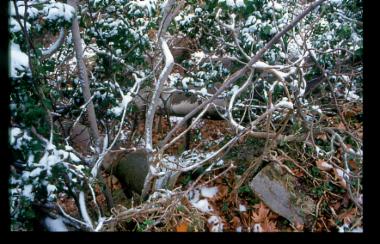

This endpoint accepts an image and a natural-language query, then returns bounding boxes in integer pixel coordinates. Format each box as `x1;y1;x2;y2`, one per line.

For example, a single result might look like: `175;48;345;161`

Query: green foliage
238;184;260;205
310;166;321;178
176;204;186;212
221;201;229;213
136;219;155;232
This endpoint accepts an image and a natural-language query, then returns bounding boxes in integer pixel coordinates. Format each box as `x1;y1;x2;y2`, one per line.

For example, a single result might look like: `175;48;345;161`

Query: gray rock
113;149;150;198
249;163;316;227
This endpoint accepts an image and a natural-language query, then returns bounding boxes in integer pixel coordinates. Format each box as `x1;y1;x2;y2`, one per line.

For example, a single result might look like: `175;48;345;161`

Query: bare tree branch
160;0;327;147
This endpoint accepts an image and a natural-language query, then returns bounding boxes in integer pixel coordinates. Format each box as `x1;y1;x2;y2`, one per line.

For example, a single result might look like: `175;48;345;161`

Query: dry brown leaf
337;122;346;130
261;219;278;232
292;168;304;177
333;168;347;189
176;222;189;232
230;216;241;229
252;203;270;223
268;211;279;220
348;159;358;171
338;208;358;225
214;185;228;201
316;133;328;141
316;159;334;171
332;201;341;211
295;223;304;232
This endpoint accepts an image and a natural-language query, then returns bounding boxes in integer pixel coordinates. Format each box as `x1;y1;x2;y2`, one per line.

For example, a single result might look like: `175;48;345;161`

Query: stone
249;163;316;227
113;149;150;198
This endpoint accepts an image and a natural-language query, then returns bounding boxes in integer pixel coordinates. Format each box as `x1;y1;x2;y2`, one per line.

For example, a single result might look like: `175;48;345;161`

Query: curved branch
41;28;66;59
228;71;254;131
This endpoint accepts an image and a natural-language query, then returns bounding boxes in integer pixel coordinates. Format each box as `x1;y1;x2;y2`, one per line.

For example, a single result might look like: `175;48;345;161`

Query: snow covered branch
144;38;174;152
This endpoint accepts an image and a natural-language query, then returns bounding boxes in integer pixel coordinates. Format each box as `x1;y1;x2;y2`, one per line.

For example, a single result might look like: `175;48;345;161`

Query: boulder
249;163;316;227
112;149;150;198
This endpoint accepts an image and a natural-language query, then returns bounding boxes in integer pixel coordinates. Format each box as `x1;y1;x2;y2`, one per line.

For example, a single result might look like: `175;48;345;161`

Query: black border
0;0;375;242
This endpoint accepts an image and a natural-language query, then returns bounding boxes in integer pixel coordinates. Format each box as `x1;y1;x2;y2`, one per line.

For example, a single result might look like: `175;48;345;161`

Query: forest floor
58;100;363;232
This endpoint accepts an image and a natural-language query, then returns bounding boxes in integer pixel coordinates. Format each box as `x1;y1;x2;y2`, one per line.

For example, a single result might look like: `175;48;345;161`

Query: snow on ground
188;187;218;213
191;51;205;65
208;215;224;232
44;217;68;232
338;223;362;233
191;199;214;213
169;116;183;124
239;204;247;212
235;0;245;8
200;186;218;198
253;223;263;232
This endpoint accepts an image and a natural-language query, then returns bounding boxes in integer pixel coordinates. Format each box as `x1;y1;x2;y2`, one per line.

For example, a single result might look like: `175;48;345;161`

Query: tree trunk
67;0;100;147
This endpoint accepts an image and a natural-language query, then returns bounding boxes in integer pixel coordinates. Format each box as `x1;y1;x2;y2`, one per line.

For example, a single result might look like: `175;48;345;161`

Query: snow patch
23;184;34;201
169;116;183;124
9;42;30;78
235;0;245;8
9;127;22;145
330;0;343;6
110;106;123;117
191;199;213;213
338;223;349;233
208;215;224;232
239;204;247;212
351;227;363;233
30;167;43;178
200;87;208;96
9;17;30;33
253;223;263;232
181;77;192;90
320;161;333;170
200;186;218;198
191;51;206;65
44;217;68;232
43;3;75;23
69;152;81;162
127;0;157;16
276;99;294;109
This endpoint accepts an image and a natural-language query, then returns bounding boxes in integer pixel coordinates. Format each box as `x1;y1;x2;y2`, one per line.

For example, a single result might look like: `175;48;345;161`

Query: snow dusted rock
44;216;68;232
249;163;316;227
